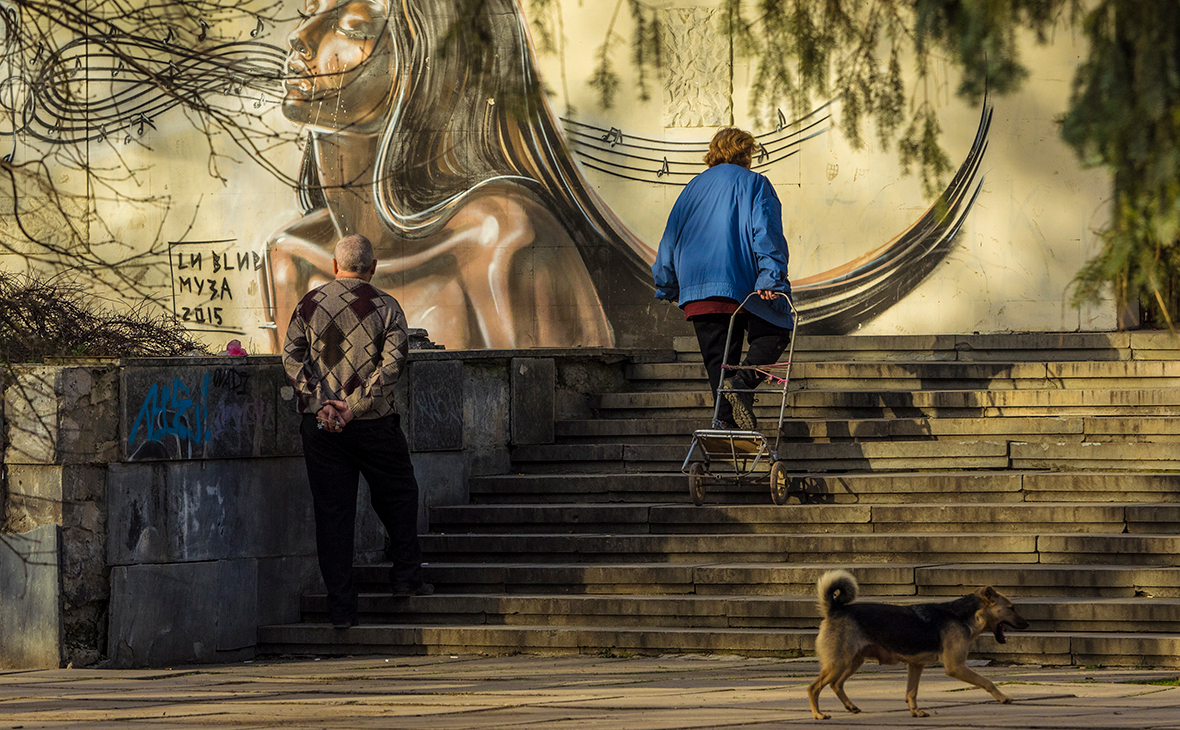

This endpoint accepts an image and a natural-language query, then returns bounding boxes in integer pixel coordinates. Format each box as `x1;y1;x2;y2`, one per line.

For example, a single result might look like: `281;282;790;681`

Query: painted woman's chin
281;96;386;134
281;95;327;125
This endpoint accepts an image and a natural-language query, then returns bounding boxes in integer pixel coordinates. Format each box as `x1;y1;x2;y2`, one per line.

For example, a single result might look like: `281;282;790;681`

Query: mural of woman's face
283;0;395;133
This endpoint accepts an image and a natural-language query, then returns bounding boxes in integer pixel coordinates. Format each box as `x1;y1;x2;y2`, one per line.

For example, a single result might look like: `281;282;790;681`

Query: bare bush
0;271;208;360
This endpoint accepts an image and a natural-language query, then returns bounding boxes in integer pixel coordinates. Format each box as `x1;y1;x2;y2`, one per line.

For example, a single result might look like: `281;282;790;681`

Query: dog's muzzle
995;616;1030;643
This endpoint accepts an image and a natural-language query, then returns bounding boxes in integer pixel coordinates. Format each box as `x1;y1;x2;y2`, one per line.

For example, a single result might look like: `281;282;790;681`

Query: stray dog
807;570;1029;719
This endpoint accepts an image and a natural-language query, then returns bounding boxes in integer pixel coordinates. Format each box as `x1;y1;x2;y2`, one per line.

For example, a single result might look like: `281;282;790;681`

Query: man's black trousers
300;413;424;623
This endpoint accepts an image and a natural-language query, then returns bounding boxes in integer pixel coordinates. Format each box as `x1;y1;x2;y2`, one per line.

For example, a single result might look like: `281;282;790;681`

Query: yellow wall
0;1;1114;355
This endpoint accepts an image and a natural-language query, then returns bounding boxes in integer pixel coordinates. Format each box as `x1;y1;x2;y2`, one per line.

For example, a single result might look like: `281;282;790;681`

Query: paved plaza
1;653;1178;729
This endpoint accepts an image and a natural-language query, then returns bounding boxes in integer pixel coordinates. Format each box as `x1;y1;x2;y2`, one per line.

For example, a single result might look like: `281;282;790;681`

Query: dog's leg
808;664;837;720
906;663;928;718
944;661;1012;704
830;655;864;714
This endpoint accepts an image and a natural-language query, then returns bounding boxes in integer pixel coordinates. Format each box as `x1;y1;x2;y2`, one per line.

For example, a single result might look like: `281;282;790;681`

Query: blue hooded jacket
652;163;793;329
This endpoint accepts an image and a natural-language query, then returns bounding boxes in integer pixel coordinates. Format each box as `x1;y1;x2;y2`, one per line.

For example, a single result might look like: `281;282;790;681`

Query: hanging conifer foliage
524;0;1180;324
1062;0;1180;325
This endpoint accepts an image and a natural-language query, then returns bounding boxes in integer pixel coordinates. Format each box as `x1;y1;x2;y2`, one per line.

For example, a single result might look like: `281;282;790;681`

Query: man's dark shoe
332;616;358;629
722;378;758;430
391;581;434;597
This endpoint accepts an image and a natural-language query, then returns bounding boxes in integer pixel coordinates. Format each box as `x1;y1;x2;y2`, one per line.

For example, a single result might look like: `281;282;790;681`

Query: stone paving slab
1;654;1178;729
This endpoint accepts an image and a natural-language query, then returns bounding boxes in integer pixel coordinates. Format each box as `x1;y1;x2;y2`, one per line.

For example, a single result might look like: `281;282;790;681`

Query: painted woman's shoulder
460;182;560;222
444;182;576;249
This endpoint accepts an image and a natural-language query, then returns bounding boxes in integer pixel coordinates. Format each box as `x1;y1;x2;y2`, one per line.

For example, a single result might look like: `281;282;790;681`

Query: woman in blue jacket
653;128;794;430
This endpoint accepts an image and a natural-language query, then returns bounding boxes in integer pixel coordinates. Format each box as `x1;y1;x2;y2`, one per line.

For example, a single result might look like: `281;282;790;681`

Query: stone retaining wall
0;350;645;669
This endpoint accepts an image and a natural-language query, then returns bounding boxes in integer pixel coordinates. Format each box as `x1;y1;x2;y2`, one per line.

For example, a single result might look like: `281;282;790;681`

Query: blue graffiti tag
128;373;213;445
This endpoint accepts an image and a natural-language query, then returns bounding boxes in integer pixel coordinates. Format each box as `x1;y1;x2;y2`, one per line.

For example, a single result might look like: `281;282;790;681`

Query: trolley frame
681;292;800;505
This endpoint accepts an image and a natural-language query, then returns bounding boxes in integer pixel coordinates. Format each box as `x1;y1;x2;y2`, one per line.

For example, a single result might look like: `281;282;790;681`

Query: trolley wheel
770;460;789;505
689;462;707;506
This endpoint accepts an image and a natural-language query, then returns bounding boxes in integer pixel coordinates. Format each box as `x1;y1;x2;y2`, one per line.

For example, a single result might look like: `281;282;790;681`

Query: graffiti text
129;373;213;446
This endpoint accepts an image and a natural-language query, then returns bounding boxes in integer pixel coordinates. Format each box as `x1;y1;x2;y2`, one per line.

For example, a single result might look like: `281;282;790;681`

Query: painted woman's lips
285;76;313;94
283;63;335;101
283;60;317;95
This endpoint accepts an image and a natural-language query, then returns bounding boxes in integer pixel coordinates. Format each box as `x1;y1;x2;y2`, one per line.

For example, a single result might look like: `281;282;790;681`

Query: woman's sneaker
722;378;758;430
392;581;435;597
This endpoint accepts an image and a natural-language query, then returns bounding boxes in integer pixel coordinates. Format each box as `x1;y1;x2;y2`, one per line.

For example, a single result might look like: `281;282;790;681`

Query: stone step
257;622;825;658
512;439;1180;474
915;564;1180;598
1012;441;1180;470
355;562;1180;599
467;472;1180;504
255;623;1180;667
510;439;1015;474
555;415;1097;443
556;416;1180;448
671;331;1180;362
430;502;1178;535
417;532;1180;565
627;360;1180;391
594;387;1180;418
364;562;920;596
297;592;1180;634
1022;472;1180;503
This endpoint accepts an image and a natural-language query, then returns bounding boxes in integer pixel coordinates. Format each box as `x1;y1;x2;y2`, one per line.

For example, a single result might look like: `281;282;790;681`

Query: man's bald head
334;235;376;278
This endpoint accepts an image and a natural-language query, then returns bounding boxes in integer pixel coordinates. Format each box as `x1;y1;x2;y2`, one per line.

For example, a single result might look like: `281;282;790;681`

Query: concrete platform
2;654;1178;729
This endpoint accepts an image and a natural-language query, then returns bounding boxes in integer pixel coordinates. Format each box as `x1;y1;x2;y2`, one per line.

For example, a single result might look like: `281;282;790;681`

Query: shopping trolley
682;292;800;506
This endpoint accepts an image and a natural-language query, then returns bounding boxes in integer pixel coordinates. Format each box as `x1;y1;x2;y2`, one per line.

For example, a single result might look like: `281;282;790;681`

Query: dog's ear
976;585;999;604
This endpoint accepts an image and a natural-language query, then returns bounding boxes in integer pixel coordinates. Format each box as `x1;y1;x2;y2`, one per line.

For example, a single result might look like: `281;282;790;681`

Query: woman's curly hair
704;127;758;168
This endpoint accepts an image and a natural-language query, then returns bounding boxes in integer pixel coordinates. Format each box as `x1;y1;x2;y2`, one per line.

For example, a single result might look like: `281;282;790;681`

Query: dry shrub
0;272;208;362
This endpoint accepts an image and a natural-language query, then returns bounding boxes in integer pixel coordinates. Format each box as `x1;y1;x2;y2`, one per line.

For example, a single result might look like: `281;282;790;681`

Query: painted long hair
296;0;675;346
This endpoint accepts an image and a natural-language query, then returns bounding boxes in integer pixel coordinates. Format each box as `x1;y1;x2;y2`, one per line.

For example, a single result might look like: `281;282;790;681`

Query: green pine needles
1062;0;1180;325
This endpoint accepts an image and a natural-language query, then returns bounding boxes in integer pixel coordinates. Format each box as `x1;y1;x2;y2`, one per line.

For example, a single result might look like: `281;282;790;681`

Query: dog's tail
817;570;858;616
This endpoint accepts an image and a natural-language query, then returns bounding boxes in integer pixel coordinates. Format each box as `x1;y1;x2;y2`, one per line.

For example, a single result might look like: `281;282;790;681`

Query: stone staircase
258;332;1180;667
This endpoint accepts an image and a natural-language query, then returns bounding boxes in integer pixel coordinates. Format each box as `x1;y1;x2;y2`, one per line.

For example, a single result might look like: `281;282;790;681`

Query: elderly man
283;234;432;629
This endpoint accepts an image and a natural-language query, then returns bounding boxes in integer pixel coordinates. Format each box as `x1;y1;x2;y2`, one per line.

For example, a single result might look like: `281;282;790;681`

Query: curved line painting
793;105;991;333
567;102;990;334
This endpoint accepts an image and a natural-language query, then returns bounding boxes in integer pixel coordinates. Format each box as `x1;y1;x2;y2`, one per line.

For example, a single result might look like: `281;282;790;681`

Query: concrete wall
2;363;120;668
0;0;1115;358
0;348;638;668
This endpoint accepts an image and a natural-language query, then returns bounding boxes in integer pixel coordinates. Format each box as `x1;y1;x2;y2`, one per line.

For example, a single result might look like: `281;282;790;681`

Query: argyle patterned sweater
282;277;408;419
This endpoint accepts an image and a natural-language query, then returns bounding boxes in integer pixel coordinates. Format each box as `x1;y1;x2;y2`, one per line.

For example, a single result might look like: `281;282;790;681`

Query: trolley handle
719;290;800;375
